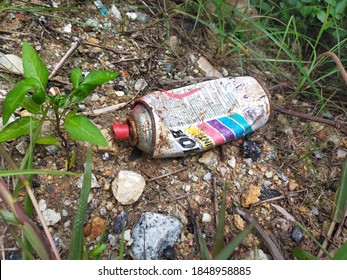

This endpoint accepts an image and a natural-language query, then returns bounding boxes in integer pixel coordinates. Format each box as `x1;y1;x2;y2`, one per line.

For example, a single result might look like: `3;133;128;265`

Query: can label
138;76;271;158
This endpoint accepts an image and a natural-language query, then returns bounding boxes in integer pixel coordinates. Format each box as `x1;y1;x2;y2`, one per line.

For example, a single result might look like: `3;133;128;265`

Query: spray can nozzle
112;122;130;139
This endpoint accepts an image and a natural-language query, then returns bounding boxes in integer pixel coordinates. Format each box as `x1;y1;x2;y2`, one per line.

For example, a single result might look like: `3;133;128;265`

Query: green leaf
32;88;46;105
69;146;93;260
2;78;38;124
332;159;347;223
70;68;83;88
21;96;42;114
91;243;107;258
36;136;61;145
215;222;254;260
0;209;19;226
65;85;97;106
293;247;319;260
317;10;326;23
22;223;50;260
65;115;107;146
0;117;39;142
81;70;119;86
22;41;49;90
333;241;347;260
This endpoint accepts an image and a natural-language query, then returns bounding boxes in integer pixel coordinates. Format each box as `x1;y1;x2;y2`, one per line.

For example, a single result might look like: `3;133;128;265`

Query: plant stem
53;106;71;168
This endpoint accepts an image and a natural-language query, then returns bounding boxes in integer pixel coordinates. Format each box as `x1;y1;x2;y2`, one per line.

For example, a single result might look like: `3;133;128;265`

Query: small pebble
123;229;131;241
263;180;272;188
311;207;319;216
162;246;176;260
227;156;236;168
291;226;303;243
202;212;212;223
102;152;110;161
203;172;213;181
265;171;273;179
108;234;117;247
113;211;128;234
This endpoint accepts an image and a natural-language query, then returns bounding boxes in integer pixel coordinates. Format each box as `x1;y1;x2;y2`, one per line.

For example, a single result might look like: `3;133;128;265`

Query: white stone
227;156;236;168
123;229;131;241
202;212;212;223
42;209;61;226
39;199;47;211
126;12;137;21
63;23;72;33
265;171;273;178
112;170;146;205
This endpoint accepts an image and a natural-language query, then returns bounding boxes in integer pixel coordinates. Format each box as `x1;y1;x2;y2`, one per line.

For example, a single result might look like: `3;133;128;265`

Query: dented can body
124;76;271;158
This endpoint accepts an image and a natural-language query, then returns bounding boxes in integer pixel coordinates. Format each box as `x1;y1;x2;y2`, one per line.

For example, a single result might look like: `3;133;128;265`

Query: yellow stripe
185;126;214;149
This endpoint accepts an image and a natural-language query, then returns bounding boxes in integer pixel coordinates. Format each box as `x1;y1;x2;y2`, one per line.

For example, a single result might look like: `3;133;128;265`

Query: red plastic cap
112;122;130;139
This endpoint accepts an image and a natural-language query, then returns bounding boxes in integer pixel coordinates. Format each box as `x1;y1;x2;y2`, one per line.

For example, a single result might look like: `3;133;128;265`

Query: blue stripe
229;113;252;134
218;117;245;138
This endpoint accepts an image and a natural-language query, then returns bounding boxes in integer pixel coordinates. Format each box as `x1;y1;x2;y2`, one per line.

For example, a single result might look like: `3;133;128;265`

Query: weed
0;42;118;168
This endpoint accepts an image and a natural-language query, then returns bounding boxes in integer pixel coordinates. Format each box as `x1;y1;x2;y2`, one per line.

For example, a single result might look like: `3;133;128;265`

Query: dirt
0;0;346;260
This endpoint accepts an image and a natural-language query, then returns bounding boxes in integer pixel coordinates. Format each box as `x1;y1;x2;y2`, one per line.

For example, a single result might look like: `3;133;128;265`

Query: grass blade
213;185;226;256
333;159;347;223
332;241;347;260
69;145;93;259
293;247;319;260
215;222;254;260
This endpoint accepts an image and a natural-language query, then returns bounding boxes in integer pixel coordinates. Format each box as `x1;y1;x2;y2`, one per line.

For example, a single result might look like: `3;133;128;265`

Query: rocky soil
0;0;346;260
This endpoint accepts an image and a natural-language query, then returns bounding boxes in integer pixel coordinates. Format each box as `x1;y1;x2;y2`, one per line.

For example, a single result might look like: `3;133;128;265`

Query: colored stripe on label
185;126;215;149
229;113;253;134
207;119;235;141
219;116;245;138
197;123;225;145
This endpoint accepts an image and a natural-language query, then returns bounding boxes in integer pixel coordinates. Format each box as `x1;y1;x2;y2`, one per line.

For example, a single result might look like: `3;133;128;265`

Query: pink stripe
197;123;225;145
161;88;201;99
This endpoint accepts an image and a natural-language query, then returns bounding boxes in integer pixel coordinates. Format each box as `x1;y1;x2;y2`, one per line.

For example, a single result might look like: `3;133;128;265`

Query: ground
0;0;346;260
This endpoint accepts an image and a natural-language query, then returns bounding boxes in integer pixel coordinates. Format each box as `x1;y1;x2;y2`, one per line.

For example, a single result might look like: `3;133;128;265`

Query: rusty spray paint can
112;76;272;158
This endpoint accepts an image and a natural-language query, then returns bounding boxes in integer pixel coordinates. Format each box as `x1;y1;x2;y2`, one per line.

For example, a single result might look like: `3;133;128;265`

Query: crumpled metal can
112;76;272;158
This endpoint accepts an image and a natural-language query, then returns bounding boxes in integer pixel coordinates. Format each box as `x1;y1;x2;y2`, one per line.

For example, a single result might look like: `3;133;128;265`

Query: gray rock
227;156;236;168
53;235;65;253
245;249;269;260
311;207;319;216
42;208;61;226
136;12;150;23
15;140;27;155
108;234;117;247
203;172;213;181
113;210;128;234
243;158;253;167
199;151;218;170
76;173;100;189
336;149;347;159
134;78;148;91
291;226;303;243
112;171;146;205
131;212;183;260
